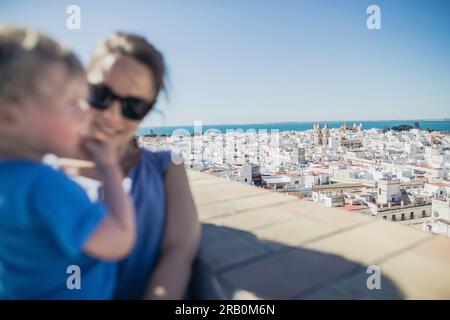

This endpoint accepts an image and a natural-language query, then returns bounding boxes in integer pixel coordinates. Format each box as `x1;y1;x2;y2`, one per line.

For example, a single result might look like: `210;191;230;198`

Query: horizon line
140;117;450;129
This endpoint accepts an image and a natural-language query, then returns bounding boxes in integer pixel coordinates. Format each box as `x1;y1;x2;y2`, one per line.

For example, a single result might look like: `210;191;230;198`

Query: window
401;213;405;221
422;210;426;217
392;215;396;221
410;212;414;219
383;216;387;220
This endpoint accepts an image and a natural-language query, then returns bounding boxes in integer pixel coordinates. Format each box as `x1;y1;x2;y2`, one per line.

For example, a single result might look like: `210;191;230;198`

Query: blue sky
1;0;449;127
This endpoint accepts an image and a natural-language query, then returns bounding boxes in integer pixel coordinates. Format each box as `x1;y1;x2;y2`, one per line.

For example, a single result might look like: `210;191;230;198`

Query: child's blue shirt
0;159;115;299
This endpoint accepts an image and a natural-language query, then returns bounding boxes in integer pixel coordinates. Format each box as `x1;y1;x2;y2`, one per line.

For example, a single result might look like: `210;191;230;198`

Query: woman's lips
93;123;122;137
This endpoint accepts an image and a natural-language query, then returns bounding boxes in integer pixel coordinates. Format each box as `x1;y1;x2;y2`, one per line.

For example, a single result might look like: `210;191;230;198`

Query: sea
136;120;450;136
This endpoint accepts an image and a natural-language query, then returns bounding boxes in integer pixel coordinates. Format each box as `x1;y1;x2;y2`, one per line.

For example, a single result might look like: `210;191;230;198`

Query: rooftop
261;176;292;184
188;170;450;299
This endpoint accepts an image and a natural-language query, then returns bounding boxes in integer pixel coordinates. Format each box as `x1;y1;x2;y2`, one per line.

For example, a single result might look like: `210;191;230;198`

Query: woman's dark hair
90;32;166;96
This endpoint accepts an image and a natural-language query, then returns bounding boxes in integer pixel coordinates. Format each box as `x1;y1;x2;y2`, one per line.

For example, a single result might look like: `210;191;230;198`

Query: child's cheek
54;120;82;153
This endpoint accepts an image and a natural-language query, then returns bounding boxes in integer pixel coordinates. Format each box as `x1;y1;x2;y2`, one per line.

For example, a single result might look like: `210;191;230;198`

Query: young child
0;25;136;299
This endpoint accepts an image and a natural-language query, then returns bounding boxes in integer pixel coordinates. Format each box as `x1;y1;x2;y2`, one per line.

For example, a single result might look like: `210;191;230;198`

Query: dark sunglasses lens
122;98;153;120
88;85;111;110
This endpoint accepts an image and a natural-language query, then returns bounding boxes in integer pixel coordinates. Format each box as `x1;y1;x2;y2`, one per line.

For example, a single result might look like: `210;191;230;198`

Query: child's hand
81;136;118;170
80;131;136;261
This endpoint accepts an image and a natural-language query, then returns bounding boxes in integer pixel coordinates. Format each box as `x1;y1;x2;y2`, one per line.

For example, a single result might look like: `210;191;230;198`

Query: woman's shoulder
139;148;174;177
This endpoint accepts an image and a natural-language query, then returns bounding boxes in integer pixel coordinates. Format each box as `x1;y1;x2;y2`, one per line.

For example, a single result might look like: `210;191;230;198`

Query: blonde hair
0;25;84;106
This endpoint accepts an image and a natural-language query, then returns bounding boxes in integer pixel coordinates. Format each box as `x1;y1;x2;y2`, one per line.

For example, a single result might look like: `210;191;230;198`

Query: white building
428;153;450;169
262;175;292;189
312;191;345;207
423;183;448;198
369;198;431;222
304;174;330;188
234;163;253;184
291;147;306;164
328;136;339;152
377;179;402;205
404;143;417;154
423;198;450;237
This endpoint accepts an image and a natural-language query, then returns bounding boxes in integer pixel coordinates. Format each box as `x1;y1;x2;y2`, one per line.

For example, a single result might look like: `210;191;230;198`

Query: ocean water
137;120;450;136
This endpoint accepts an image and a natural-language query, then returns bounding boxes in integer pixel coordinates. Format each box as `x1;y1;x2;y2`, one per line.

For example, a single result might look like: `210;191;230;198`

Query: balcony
187;170;450;299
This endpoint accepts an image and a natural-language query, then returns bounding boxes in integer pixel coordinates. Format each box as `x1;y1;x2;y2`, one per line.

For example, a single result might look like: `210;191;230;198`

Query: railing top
188;170;450;300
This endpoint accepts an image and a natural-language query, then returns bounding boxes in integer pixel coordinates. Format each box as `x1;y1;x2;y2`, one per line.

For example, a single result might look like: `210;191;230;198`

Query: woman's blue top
113;149;173;299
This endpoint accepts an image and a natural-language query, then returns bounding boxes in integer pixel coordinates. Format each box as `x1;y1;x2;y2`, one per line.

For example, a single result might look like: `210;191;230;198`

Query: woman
63;32;201;299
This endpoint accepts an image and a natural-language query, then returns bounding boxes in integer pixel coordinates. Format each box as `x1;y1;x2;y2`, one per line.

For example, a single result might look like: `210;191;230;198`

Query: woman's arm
144;163;201;299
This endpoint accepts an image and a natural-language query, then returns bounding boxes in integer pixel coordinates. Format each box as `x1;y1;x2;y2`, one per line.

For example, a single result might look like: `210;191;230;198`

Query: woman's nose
101;100;123;123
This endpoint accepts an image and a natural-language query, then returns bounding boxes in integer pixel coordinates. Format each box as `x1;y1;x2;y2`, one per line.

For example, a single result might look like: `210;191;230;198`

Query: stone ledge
187;170;450;299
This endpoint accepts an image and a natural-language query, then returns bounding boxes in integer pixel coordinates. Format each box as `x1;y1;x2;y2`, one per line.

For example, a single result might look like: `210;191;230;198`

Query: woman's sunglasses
87;83;157;120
